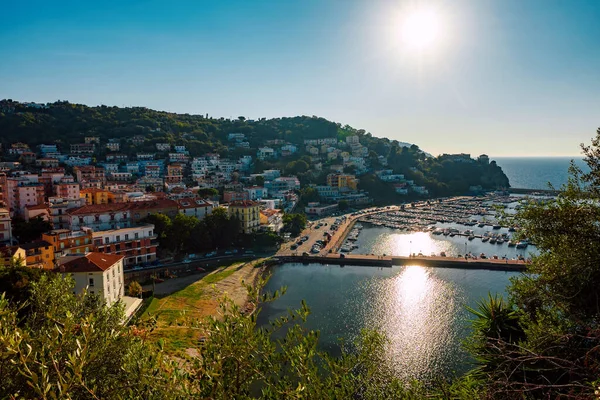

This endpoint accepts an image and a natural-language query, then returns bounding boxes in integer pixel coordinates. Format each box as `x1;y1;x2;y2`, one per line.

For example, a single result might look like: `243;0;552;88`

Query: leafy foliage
462;127;600;399
0;269;187;399
12;216;53;244
282;213;307;237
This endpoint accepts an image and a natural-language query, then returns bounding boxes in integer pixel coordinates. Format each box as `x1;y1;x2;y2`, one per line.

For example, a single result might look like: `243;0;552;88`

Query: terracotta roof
58;252;123;273
80;188;108;193
127;199;178;211
229;200;259;208
260;209;281;217
0;246;21;257
67;203;130;215
25;203;49;211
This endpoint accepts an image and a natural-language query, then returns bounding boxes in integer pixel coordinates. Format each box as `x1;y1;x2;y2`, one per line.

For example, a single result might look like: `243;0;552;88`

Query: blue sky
1;0;599;156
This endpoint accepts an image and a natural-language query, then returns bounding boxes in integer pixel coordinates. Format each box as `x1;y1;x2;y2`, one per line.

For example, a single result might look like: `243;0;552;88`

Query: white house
58;252;125;305
177;199;214;220
257;147;275;160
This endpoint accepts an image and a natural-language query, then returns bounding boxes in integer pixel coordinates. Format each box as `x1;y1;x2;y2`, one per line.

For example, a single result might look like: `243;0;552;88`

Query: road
277;205;403;257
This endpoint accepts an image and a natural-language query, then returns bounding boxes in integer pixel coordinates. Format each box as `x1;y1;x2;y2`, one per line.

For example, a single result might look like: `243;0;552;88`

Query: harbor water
259;262;518;382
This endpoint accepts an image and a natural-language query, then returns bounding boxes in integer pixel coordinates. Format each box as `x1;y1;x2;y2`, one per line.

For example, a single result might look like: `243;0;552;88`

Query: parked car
206;251;217;257
302;252;309;257
224;250;233;255
290;244;298;250
196;267;206;272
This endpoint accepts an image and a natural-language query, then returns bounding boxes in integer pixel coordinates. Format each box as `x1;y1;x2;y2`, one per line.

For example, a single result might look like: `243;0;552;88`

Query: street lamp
465;242;468;257
409;240;412;257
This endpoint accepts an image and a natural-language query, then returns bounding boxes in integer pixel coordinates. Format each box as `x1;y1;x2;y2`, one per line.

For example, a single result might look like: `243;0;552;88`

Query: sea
494;156;587;190
259;157;581;382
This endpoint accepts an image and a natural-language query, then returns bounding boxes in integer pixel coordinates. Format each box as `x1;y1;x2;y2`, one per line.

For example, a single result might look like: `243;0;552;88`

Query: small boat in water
507;240;516;247
482;237;490;242
492;225;501;230
516;240;528;249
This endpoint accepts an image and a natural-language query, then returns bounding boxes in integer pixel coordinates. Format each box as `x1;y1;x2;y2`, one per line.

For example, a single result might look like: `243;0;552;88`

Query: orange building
42;228;95;258
80;188;111;205
19;240;55;269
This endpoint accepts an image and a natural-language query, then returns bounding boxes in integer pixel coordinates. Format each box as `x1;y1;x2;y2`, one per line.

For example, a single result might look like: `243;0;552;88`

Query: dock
276;254;528;272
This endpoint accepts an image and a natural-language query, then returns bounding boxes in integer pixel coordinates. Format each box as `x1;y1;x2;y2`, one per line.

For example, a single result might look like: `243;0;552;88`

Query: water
350;224;536;260
259;263;518;382
494;157;587;190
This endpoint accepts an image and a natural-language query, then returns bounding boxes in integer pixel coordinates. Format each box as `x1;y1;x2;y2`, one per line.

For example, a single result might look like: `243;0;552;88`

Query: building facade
93;225;157;267
227;201;260;234
58;253;125;305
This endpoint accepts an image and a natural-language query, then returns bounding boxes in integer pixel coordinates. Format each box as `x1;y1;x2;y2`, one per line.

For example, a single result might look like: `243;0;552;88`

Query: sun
401;6;442;52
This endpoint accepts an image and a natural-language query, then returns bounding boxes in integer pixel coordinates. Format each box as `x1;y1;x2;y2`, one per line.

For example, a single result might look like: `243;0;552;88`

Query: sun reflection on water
367;265;461;381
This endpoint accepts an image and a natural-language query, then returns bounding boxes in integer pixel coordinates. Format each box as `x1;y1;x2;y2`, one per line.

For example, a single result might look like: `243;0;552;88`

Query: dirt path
140;259;266;355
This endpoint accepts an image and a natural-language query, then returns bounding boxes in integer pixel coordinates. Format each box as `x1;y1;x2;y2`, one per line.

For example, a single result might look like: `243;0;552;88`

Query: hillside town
0;100;500;307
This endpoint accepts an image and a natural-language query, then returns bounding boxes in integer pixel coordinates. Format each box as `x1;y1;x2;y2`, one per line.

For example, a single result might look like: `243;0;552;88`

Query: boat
440;251;446;257
468;235;475;241
492;225;501;230
507;240;516;247
478;222;485;228
482;237;489;242
496;238;504;244
489;237;497;244
508;227;516;232
516;240;528;249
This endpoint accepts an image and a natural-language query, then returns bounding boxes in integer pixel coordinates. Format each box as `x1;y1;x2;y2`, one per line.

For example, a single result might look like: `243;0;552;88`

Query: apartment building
58;252;125;305
42;228;95;258
228;200;260;234
93;224;157;267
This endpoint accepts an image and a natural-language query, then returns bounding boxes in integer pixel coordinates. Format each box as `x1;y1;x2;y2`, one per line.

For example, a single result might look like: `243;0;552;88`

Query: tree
0;269;187;398
338;200;349;211
255;175;265;187
282;213;307;237
128;281;143;297
196;188;218;198
463;129;600;399
12;216;52;243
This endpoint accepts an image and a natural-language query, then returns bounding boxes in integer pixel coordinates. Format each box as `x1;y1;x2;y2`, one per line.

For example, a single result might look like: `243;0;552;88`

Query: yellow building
228;201;260;234
80;188;111;205
0;246;26;267
327;174;358;190
19;240;55;270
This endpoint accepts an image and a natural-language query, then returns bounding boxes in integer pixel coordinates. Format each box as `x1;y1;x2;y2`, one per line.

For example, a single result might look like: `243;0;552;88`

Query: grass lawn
139;262;247;354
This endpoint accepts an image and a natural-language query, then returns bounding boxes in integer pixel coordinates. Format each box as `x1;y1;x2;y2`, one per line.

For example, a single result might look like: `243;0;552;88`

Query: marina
331;194;539;262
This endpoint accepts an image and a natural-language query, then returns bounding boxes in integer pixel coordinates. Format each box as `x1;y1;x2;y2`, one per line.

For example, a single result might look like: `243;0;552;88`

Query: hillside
0;99;509;198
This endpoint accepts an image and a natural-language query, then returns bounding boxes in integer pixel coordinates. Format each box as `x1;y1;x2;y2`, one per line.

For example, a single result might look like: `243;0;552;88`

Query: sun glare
401;6;442;52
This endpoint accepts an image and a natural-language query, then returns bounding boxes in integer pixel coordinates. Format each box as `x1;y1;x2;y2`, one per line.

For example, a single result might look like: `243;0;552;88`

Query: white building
346;135;360;145
59;253;125;305
0;208;13;244
244;186;268;201
177;198;214;220
257;147;275;160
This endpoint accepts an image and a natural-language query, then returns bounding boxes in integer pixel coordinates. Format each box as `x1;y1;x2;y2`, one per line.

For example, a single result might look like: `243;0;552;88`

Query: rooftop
58;252;124;273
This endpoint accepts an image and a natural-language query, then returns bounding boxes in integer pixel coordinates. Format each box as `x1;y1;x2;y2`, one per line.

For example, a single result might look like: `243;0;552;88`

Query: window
125;234;129;240
94;215;100;222
134;232;139;239
89;278;94;287
116;235;120;242
105;237;109;244
110;214;115;221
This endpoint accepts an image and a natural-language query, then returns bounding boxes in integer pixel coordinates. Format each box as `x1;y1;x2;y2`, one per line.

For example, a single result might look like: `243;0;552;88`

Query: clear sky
1;0;599;156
